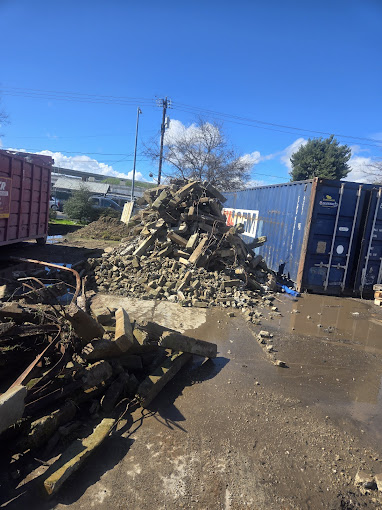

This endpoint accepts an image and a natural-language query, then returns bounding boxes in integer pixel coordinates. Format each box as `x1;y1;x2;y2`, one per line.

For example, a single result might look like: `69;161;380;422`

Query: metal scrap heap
87;180;275;306
0;263;217;498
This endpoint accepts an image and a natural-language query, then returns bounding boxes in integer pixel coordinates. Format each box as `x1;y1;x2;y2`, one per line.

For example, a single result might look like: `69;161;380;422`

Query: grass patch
49;219;80;226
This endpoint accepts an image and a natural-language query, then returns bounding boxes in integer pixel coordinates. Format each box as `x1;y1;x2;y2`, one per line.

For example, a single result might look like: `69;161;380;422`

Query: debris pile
0;265;216;497
72;216;132;241
84;180;276;309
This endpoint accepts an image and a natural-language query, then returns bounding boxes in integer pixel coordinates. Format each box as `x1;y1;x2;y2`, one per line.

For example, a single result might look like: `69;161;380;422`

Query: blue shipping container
224;178;373;294
354;186;382;293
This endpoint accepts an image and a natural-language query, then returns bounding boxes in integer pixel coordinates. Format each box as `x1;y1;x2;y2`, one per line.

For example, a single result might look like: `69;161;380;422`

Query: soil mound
73;216;131;241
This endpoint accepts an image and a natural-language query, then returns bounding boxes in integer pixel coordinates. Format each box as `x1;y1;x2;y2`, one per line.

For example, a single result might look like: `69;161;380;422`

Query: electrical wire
2;85;381;148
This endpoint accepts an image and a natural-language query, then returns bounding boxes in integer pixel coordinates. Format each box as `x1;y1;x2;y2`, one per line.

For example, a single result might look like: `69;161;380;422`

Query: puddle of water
276;294;382;355
47;235;64;244
44;262;72;273
57;292;74;305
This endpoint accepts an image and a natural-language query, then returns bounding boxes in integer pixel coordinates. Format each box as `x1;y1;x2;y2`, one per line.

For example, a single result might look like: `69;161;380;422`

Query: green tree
290;135;351;181
63;188;98;223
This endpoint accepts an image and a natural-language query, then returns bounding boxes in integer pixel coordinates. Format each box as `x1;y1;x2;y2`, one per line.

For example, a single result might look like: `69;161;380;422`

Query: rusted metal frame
26;348;72;401
324;183;344;291
6;323;59;338
25;379;83;416
16;159;25;239
10;257;81;304
341;185;362;291
17;276;67;316
8;327;62;391
296;179;318;292
361;188;381;292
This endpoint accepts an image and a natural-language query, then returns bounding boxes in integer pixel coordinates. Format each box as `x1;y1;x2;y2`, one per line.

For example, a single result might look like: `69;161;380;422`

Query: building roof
54;177;110;194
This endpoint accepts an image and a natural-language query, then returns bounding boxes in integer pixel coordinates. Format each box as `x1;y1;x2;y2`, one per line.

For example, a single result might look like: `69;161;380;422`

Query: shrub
98;207;121;219
63;188;98;224
49;208;57;221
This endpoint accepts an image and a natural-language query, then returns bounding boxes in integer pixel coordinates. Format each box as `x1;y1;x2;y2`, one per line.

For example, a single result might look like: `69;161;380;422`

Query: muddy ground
2;238;382;509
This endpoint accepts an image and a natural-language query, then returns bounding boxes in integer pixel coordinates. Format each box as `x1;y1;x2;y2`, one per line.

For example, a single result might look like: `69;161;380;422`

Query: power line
0;85;153;102
172;104;382;149
2;85;380;146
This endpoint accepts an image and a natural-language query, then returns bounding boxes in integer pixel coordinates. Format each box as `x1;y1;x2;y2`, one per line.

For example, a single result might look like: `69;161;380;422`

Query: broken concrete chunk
101;374;128;414
67;303;105;344
0;303;38;324
203;181;226;203
114;308;135;352
43;418;115;496
133;235;156;257
159;331;217;358
186;232;199;251
90;301;113;325
82;361;113;389
118;354;143;371
133;328;150;346
21;401;77;449
82;338;120;361
136;351;192;408
167;231;188;247
188;236;209;265
375;473;382;492
0;385;27;434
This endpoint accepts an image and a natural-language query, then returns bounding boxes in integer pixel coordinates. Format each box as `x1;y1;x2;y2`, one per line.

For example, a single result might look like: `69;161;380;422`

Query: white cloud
5;148;149;182
164;119;220;145
245;179;267;188
280;137;308;170
165;119;262;170
344;146;380;183
345;155;375;182
238;151;261;166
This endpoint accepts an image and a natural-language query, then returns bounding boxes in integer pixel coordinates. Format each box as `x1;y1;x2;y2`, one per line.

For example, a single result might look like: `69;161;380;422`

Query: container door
303;182;366;293
356;187;382;293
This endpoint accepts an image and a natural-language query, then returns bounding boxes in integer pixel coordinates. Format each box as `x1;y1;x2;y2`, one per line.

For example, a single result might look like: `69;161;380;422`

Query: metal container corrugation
0;150;53;247
354;186;382;293
224;178;372;294
223;180;314;285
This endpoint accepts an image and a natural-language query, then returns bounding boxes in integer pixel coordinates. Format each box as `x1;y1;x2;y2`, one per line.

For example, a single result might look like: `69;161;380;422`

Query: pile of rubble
84;180;276;309
0;268;216;497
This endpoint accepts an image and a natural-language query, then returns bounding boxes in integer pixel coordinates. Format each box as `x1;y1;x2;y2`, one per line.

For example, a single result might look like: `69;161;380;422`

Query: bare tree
144;118;252;190
357;161;382;185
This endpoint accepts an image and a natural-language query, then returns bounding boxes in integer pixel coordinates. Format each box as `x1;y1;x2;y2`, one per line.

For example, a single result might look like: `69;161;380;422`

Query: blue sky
0;0;381;185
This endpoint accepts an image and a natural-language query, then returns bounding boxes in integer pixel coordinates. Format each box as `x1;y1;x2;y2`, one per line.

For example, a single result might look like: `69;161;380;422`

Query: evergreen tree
290;135;351;181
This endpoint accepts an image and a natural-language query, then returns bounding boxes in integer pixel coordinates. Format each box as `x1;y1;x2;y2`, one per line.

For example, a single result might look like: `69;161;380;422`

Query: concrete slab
0;384;27;434
91;294;207;333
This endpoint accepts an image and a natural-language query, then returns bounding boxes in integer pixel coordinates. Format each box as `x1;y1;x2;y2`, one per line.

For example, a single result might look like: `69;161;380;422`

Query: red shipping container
0;149;53;246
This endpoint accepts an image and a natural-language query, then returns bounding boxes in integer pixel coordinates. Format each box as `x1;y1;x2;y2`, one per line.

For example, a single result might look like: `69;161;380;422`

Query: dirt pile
84;180;276;311
73;216;131;241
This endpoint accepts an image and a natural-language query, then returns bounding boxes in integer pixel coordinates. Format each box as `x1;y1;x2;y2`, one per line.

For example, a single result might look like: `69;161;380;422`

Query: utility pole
157;97;171;185
131;107;142;202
